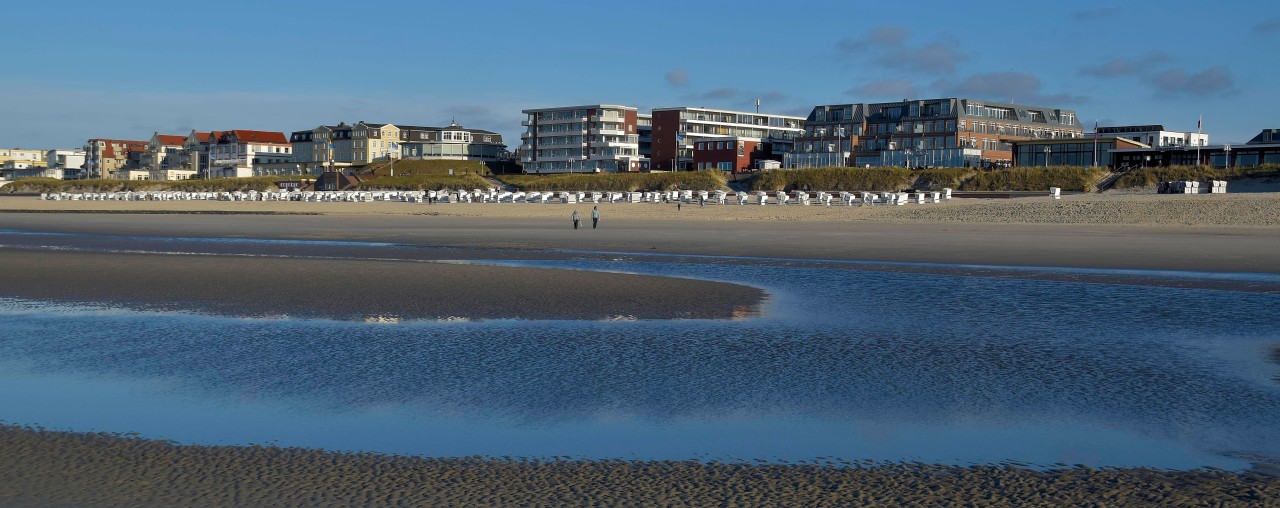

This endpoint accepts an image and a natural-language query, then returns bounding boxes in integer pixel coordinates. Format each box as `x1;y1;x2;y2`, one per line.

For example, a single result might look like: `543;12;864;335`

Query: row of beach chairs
40;187;956;206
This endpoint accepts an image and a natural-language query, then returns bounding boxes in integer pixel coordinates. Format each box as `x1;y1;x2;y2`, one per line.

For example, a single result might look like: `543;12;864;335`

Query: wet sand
2;207;1278;274
0;425;1275;507
0;250;762;321
3;196;1280;505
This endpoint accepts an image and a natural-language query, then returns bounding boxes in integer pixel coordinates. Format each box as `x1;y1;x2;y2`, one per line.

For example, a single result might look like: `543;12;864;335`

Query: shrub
912;168;975;190
745;167;914;192
360;159;489;177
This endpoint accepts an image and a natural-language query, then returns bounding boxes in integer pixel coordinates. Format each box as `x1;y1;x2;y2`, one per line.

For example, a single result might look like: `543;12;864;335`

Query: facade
852;98;1083;168
786;103;865;168
1111;129;1280;168
397;122;506;161
1096;125;1208;148
692;136;780;173
84;139;147;178
637;113;652;158
0;148;45;166
351;122;400;164
1011;137;1147;168
145;133;191;180
206;130;292;178
44;149;86;179
180;130;219;178
520;105;643;173
651;107;803;171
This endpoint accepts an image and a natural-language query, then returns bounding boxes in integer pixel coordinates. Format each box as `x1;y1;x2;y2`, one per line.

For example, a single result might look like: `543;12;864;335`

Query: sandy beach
2;192;1279;506
3;192;1279;274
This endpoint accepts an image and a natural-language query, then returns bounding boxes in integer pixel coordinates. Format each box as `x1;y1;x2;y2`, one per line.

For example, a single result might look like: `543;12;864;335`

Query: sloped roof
155;134;186;146
219;130;289;144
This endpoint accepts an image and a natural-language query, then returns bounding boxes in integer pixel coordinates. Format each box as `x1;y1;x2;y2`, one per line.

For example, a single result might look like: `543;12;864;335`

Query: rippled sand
0;426;1275;507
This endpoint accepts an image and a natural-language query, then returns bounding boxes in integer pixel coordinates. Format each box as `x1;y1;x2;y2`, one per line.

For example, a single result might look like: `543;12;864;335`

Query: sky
2;0;1277;149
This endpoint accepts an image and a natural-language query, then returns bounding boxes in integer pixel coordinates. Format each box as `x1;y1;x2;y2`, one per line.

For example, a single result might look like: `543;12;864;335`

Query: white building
44;149;87;179
0;148;45;165
520;105;643;173
207;130;292;178
1096;125;1208;148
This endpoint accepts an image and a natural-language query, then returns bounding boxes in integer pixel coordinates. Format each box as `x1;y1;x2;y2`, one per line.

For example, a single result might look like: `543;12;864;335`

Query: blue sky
2;0;1276;149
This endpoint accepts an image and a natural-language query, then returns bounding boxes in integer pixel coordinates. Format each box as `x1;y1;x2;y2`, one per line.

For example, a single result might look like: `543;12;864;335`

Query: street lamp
904;147;914;168
1224;144;1232;170
1043;146;1051;168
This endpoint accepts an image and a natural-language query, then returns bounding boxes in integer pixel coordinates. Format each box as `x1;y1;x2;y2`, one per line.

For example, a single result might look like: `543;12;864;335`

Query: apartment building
352;122;400;164
44;149;86;179
650;107;803;171
1096;125;1208;148
207;130;292;178
145;133;190;180
786;104;865;168
291;121;395;172
84;139;147;178
520;105;642;174
0;148;45;166
397;121;506;161
854;98;1084;168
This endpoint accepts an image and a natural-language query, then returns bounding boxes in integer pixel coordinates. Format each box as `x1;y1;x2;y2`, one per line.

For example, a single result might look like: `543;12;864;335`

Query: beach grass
963;166;1108;192
354;174;493;191
360;159;491;177
1113;165;1280;189
746;167;915;192
497;171;728;192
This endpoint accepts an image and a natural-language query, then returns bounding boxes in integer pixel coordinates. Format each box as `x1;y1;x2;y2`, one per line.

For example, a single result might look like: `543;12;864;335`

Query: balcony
590;115;623;122
591;127;625;136
521;119;533;127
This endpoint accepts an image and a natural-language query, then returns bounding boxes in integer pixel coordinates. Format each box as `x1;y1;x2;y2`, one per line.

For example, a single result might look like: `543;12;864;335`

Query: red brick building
692;136;777;173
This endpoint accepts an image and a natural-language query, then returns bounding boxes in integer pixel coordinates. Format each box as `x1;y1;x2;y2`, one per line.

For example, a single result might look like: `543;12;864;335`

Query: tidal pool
1;256;1278;470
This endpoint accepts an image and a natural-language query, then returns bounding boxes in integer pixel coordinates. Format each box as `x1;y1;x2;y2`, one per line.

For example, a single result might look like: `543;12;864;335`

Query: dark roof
1248;129;1280;145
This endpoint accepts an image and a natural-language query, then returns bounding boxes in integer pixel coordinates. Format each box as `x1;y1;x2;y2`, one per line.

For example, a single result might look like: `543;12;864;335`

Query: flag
675;134;685;143
1093;120;1098;141
1197;116;1201;131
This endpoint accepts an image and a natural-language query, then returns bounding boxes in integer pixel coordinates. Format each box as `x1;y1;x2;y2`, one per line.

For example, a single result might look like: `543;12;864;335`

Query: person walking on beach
571;210;581;229
591;206;600;229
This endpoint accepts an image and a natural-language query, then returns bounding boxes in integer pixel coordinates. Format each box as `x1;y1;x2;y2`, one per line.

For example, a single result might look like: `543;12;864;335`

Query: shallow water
1;233;1279;470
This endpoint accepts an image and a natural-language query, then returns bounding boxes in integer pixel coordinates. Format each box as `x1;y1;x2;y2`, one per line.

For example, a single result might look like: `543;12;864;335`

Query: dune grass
354;174;492;191
1113;165;1280;189
361;159;490;177
963;166;1108;192
498;171;728;192
746;167;915;192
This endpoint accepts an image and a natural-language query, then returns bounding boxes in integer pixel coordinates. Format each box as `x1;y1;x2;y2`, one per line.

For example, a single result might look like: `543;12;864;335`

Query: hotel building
397;121;506;161
520;105;642;173
650;107;803;171
207;130;292;178
788;98;1084;168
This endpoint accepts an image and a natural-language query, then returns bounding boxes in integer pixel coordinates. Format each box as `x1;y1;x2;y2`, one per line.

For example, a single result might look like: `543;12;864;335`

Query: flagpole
1093;120;1098;167
1196;114;1203;167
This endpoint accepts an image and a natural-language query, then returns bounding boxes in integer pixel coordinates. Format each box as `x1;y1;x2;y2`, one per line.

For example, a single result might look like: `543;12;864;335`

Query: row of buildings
515;98;1242;174
8;95;1277;181
3;120;507;181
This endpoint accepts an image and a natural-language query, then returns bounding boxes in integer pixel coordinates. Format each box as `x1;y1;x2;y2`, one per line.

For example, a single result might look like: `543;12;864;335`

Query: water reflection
0;258;1278;470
